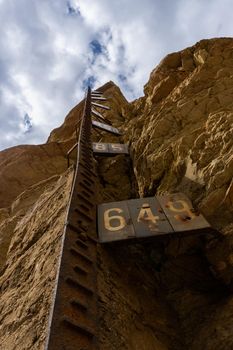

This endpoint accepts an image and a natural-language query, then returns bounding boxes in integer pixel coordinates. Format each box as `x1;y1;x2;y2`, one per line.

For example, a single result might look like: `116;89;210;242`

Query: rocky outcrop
0;142;70;209
126;38;233;225
0;38;232;349
47;81;131;144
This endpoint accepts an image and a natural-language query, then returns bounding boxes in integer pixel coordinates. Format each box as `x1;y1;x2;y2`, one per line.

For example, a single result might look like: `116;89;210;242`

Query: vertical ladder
46;87;99;350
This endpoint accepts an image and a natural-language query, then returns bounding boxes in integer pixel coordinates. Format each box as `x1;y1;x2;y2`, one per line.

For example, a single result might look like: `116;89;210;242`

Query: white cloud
0;0;232;150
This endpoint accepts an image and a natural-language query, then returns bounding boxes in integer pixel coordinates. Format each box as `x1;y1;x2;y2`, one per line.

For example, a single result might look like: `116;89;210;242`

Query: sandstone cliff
0;38;233;350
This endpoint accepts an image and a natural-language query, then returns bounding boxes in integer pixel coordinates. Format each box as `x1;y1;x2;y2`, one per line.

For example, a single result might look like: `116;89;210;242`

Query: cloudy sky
0;0;232;150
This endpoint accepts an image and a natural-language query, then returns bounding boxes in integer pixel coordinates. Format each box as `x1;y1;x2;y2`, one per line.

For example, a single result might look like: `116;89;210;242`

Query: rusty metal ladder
45;87;99;350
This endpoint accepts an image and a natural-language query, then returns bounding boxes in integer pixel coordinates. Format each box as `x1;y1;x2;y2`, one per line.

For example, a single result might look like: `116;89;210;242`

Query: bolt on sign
93;142;129;156
98;193;212;243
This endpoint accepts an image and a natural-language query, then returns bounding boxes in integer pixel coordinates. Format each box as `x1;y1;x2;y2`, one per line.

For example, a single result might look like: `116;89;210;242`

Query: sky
0;0;232;150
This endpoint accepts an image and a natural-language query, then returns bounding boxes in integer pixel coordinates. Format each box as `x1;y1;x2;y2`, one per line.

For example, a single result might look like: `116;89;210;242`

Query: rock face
126;38;233;222
0;38;232;349
0;170;73;350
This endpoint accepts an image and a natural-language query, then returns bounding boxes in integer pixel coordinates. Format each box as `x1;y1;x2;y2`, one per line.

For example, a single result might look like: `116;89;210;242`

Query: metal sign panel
98;194;212;243
108;143;128;154
98;201;135;243
92;142;108;154
127;197;173;238
92;121;121;135
156;193;211;232
92;143;129;155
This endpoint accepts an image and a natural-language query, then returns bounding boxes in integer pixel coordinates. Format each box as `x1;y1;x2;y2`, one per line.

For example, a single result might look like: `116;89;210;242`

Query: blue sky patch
89;40;103;55
118;74;127;82
82;76;96;90
66;1;80;16
23;113;32;133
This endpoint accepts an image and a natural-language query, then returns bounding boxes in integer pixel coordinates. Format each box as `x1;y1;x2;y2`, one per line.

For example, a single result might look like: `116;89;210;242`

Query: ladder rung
63;317;95;338
91;97;107;101
73;264;89;275
70;299;88;311
80;182;95;195
91;102;110;110
80;170;96;180
76;238;88;249
70;248;93;264
77;194;95;208
68;222;82;234
91;108;105;119
91;108;112;125
74;265;88;276
81;166;97;178
66;276;94;295
92;90;102;94
82;178;95;186
75;208;93;223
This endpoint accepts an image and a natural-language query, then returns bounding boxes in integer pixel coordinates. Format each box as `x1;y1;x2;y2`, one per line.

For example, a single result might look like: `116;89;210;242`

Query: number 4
137;203;159;226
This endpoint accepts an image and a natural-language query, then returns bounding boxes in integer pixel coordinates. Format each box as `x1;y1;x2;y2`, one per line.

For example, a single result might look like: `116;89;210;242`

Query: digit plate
108;143;128;154
156;193;211;233
92;143;129;156
92;142;108;154
127;197;173;238
97;194;213;243
98;201;135;243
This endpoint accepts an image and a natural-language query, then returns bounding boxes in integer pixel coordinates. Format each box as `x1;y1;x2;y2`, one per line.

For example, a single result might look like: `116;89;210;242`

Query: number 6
104;208;126;231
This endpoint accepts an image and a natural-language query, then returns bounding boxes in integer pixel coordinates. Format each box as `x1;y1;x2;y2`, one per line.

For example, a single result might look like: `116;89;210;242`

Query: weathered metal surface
91;95;103;99
128;197;173;238
93;142;129;156
157;192;212;233
91;108;105;119
92;142;108;154
46;88;99;350
91;102;110;110
98;197;174;243
91;92;103;95
98;195;213;243
92;120;122;135
92;90;102;94
108;143;128;154
91;108;112;125
98;201;135;243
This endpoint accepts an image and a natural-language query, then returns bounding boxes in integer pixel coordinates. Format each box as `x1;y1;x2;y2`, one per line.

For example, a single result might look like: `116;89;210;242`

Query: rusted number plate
98;201;135;242
98;198;173;243
98;194;212;243
128;197;173;238
92;120;122;135
156;193;211;232
93;143;129;155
